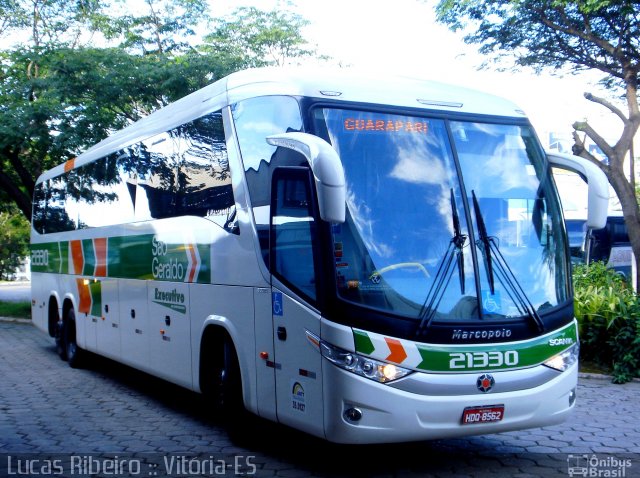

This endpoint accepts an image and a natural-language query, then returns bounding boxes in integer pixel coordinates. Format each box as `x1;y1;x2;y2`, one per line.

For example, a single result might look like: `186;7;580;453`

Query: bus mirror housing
547;151;609;230
267;132;346;223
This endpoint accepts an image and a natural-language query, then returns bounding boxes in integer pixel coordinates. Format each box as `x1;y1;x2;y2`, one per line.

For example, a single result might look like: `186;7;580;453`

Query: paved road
0;282;31;303
0;321;638;478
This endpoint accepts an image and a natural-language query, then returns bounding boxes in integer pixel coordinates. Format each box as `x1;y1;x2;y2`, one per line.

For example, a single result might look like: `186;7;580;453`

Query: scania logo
477;374;495;393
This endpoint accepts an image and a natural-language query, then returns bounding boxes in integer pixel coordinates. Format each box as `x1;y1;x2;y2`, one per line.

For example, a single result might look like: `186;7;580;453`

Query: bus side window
173;110;237;233
32;181;48;234
270;167;318;303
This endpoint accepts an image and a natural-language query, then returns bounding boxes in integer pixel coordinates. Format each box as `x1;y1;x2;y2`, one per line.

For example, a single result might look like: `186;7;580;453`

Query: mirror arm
267;132;346;223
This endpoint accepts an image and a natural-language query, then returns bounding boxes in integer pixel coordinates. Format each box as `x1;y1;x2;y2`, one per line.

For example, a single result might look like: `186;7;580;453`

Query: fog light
344;407;363;423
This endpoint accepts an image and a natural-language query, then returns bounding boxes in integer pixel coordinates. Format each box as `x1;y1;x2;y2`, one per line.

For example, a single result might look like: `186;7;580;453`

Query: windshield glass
314;108;569;323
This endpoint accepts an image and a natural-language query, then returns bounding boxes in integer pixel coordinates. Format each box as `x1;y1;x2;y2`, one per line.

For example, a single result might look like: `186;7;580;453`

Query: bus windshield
314;108;569;323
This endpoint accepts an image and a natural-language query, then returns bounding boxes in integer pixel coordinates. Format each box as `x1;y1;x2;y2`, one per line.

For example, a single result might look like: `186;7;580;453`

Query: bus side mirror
546;151;609;230
266;132;346;224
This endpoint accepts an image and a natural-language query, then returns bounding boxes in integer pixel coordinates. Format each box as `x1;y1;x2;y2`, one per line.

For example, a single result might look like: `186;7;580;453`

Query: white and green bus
30;68;609;444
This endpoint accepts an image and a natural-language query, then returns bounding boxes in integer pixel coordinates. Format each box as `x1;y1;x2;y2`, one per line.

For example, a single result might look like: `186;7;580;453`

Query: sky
214;0;624;149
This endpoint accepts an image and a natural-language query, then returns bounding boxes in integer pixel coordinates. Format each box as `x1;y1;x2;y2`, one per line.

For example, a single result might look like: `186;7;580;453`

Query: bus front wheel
218;336;242;414
204;330;244;418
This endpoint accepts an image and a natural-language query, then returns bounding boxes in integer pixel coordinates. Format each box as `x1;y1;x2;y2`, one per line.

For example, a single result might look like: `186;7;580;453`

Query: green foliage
573;262;640;383
0;210;30;280
203;7;322;67
104;0;211;54
435;0;640;80
0;301;31;319
0;1;320;221
436;0;640;297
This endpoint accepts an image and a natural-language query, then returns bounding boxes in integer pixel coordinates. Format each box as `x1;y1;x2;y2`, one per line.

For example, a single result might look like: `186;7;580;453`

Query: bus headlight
319;340;413;383
543;343;579;372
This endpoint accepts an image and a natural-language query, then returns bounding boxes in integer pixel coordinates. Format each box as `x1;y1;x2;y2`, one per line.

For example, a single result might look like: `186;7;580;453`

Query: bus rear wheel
55;318;67;361
64;309;85;368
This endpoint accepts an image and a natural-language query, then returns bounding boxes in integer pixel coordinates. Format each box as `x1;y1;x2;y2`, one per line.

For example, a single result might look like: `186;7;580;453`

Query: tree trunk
0;168;32;221
608;164;640;290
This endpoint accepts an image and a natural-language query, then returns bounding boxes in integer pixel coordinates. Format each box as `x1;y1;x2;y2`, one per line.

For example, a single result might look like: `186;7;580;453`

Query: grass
0;300;31;319
579;359;612;376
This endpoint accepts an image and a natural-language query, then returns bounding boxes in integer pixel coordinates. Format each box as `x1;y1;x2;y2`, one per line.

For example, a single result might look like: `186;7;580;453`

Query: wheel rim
67;338;76;359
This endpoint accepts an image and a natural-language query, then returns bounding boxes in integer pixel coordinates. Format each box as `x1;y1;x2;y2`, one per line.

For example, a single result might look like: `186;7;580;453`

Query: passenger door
270;168;324;437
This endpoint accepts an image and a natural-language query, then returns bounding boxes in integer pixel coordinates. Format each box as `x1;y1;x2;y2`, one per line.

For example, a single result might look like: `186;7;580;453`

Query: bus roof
38;67;527;183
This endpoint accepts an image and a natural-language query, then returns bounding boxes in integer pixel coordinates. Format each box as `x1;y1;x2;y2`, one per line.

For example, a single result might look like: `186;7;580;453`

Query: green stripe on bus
353;330;375;355
415;322;578;372
60;241;69;274
90;280;102;317
31;234;210;284
82;239;95;276
108;235;154;280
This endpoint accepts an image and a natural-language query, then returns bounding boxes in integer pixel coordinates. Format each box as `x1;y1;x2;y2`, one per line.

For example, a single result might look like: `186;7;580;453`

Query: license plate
461;405;504;425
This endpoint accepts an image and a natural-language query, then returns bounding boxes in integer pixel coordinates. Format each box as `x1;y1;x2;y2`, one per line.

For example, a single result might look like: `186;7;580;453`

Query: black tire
204;332;245;419
218;336;243;415
55;317;67;361
65;309;84;368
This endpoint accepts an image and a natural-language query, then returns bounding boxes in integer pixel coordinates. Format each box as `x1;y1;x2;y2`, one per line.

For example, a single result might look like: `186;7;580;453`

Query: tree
103;0;211;54
436;0;640;288
0;0;107;48
202;7;322;67
0;47;218;219
0;208;30;280
0;2;323;224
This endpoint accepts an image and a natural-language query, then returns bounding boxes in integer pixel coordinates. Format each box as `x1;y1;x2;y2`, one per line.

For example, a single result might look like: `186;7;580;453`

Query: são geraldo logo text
152;237;185;281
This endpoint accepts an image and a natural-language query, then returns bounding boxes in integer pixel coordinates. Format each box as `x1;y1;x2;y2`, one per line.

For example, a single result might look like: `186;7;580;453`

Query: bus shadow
70;351;563;477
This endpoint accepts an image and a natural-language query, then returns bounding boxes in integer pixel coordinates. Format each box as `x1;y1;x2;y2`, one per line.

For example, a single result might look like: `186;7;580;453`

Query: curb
578;372;640;383
578;372;613;381
0;316;32;324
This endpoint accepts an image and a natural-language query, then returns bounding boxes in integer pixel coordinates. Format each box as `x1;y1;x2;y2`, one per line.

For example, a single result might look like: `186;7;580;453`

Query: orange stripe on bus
70;240;84;275
187;244;197;283
64;158;76;172
94;238;107;277
76;279;91;314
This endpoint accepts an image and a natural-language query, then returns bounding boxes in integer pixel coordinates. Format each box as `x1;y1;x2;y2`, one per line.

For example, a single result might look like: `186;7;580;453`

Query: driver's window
271;168;318;303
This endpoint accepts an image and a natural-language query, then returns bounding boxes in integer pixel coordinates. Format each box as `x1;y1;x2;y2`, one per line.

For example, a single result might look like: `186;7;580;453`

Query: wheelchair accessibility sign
272;292;283;316
481;289;502;314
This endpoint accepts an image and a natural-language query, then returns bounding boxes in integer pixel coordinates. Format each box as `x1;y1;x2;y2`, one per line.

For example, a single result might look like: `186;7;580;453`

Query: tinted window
32;182;47;234
174;111;237;232
232;96;304;261
134;133;178;220
46;175;76;233
35;109;236;234
271;169;318;302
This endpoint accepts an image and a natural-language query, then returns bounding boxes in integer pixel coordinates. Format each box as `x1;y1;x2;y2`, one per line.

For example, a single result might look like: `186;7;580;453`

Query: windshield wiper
417;189;467;332
471;191;545;333
472;191;495;294
451;189;466;294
